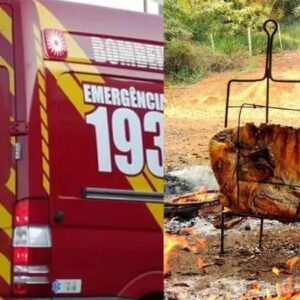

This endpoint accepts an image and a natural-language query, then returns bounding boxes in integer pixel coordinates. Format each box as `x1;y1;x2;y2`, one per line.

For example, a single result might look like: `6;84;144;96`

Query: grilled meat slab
209;123;300;220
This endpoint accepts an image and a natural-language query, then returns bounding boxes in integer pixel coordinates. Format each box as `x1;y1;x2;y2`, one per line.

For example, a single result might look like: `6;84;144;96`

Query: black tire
140;292;164;300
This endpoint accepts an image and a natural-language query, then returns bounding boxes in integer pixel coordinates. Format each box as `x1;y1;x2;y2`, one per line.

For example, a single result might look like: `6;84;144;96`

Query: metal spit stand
220;19;300;255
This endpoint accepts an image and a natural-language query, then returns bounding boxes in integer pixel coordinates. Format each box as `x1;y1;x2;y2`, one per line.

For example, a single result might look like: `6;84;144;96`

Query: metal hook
264;19;278;77
263;19;278;38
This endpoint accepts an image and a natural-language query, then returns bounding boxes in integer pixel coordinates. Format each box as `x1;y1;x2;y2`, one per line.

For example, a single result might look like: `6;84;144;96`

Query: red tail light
15;200;29;226
14;199;49;225
13;200;51;296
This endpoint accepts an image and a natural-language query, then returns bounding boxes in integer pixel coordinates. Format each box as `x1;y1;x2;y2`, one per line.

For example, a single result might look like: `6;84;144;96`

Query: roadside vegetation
165;0;300;86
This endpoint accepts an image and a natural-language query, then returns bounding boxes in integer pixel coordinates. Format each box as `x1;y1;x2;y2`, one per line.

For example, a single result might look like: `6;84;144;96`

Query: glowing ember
272;266;281;276
250;282;261;291
174;187;218;204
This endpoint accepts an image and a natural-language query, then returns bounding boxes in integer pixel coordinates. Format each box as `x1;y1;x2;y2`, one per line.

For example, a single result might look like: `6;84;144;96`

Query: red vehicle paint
0;0;163;299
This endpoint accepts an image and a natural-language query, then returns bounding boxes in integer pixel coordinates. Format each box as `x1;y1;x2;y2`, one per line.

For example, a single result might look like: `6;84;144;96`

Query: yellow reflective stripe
5;168;16;195
127;174;163;230
40;106;48;126
127;174;153;193
42;140;49;160
42;157;50;177
41;123;49;144
75;73;104;85
143;166;164;193
0;8;12;44
38;73;46;93
43;175;50;194
146;203;163;229
70;63;101;74
34;24;51;195
0;253;11;284
0;56;15;95
0;204;12;238
39;88;47;108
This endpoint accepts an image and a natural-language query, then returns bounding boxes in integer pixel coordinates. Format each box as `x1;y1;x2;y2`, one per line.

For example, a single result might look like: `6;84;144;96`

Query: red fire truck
0;0;163;298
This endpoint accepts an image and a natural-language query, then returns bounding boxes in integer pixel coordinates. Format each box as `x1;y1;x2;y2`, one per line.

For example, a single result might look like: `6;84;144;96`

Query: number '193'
86;107;163;177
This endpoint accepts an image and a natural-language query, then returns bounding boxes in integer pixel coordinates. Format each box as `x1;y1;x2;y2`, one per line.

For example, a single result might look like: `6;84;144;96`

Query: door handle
54;211;65;223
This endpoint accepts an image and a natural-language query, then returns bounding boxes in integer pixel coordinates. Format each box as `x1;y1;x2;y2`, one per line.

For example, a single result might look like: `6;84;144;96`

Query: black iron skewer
220;19;300;255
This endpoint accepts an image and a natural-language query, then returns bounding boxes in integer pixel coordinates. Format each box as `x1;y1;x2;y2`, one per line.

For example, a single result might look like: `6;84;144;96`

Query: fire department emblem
44;29;68;59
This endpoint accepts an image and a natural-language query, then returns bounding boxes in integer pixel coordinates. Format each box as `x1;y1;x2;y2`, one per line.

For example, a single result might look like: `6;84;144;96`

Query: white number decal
112;108;144;175
86;107;112;172
86;107;163;177
144;111;163;177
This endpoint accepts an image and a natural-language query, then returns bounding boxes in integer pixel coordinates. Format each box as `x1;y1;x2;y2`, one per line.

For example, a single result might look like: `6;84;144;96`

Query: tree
164;0;194;41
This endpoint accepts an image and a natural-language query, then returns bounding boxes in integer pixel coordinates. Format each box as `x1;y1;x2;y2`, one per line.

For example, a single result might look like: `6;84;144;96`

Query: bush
165;40;249;85
165;40;208;74
165;40;208;85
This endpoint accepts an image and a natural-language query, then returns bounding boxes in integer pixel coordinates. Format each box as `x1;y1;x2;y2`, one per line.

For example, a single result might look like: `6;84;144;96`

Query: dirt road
165;50;300;171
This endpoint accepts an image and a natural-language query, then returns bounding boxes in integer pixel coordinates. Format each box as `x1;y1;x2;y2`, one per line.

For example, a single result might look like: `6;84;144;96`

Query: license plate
52;279;82;294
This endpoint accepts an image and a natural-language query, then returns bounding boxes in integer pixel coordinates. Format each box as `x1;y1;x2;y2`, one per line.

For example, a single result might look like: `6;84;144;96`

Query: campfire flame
164;231;208;276
164;233;188;275
174;186;218;204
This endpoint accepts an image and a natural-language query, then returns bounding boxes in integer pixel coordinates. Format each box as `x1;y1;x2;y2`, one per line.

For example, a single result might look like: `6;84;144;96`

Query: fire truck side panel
2;0;164;298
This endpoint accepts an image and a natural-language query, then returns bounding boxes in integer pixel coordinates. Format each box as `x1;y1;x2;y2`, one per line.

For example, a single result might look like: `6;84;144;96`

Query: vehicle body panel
0;0;163;298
